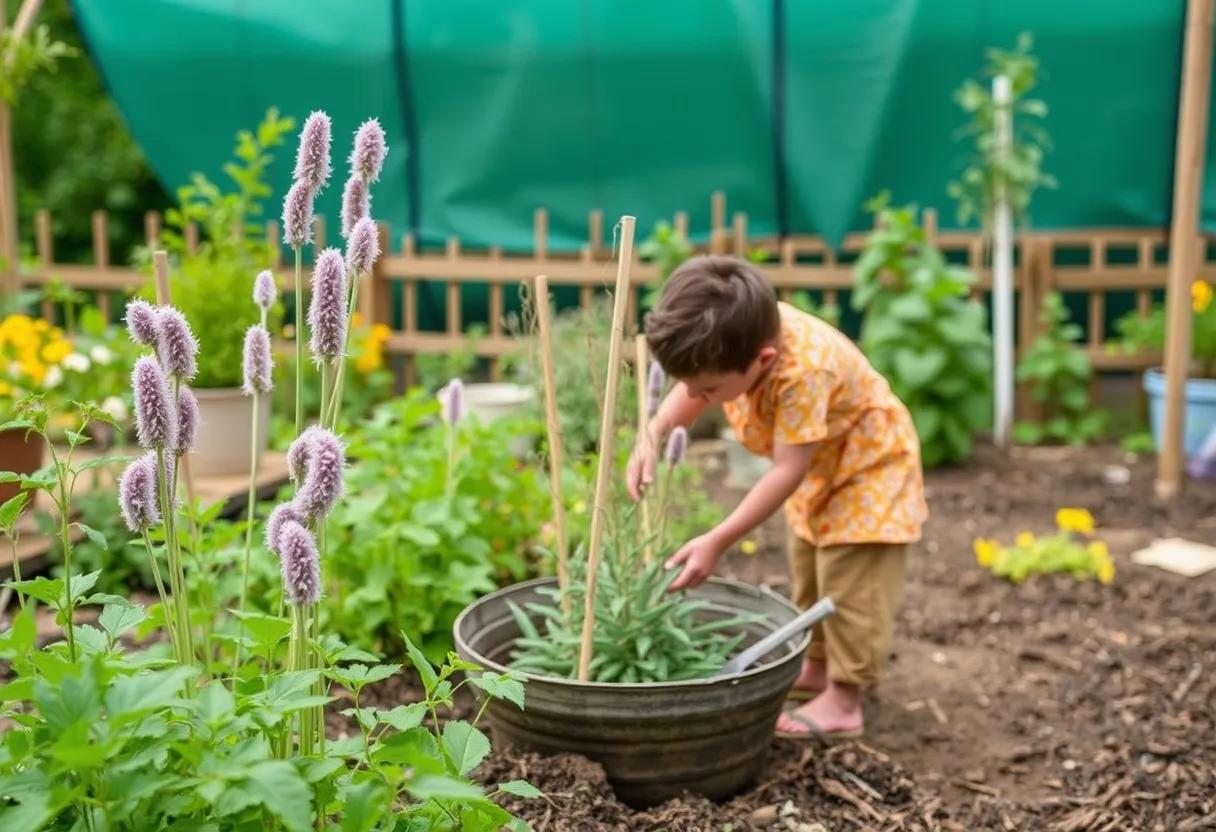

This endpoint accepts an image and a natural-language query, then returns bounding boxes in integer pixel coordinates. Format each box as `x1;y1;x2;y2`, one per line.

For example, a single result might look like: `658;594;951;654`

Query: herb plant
852;194;992;467
973;507;1114;585
1014;292;1107;445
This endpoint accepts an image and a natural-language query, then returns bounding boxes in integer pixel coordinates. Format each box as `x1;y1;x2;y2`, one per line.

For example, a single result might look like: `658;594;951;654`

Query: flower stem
157;446;194;668
141;529;179;662
8;532;23;610
323;271;361;429
233;390;262;684
294;245;305;436
46;443;76;662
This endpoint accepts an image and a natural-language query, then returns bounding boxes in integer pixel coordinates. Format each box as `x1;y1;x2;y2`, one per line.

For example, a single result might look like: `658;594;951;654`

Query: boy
627;255;926;742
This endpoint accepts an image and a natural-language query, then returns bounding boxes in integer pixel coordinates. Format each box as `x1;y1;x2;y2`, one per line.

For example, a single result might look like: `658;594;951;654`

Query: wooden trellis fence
15;193;1180;411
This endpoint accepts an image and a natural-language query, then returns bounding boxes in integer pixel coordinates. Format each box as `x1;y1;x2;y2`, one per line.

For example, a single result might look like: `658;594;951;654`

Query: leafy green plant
326;390;549;662
973;507;1114;585
1014;292;1107;445
141;110;291;388
949;32;1056;230
0;23;74;105
852;194;992;467
789;290;842;328
1111;279;1216;379
639;220;694;310
417;323;485;392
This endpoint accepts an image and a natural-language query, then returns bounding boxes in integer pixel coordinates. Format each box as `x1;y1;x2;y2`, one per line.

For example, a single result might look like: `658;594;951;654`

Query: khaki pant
788;531;907;687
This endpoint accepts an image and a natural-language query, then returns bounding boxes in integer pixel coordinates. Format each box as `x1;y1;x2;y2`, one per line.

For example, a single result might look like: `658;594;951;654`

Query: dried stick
633;334;654;564
533;274;570;612
577;215;636;682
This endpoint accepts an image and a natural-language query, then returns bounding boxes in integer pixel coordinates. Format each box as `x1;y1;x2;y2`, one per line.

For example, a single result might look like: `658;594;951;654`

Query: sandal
775;710;864;743
786;686;823;703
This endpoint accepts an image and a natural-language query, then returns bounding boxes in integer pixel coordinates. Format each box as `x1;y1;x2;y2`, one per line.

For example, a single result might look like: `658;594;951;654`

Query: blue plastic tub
1144;368;1216;457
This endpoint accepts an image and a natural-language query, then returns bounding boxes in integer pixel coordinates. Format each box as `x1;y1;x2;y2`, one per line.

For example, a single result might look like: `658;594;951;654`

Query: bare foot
776;681;864;737
790;657;828;697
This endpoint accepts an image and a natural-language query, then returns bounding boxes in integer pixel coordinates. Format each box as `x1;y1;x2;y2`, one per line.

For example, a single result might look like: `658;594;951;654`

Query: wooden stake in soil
634;334;654;564
577;215;636;682
533;274;570;606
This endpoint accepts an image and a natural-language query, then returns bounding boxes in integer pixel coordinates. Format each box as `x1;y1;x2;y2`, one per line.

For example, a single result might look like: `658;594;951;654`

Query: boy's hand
665;532;727;591
626;430;659;501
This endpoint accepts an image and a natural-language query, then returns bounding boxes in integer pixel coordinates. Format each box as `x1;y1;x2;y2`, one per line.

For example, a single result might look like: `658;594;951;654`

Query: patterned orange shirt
723;303;927;547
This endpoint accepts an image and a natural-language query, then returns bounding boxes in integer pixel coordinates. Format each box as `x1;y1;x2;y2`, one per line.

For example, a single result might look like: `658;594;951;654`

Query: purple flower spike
118;453;160;532
294;428;345;521
350;118;387;183
282;180;315;249
253;270;277;312
132;356;177;450
242;325;274;396
340;175;369;239
156;307;199;382
277;520;322;606
440;379;464;426
125;299;160;347
286;425;323;485
293;110;332;192
174;387;199;458
346;217;380;277
308;248;348;363
646;361;664;418
665;426;687;468
265;501;306;555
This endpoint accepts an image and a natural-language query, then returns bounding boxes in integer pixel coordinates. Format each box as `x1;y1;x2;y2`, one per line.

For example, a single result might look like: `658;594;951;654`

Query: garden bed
349;442;1216;830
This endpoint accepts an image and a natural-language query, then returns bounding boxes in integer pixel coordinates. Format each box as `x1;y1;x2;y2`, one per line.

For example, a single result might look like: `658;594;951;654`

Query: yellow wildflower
740;540;758;556
372;324;391;342
1055;507;1095;535
41;339;72;364
1097;560;1115;585
1015;531;1036;549
1087;540;1110;561
1194;279;1213;314
351;312;366;328
355;350;381;374
973;538;1000;567
0;381;10;396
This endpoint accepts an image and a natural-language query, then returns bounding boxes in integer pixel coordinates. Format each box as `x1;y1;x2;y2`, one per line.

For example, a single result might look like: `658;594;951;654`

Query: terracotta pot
0;427;44;507
190;387;271;478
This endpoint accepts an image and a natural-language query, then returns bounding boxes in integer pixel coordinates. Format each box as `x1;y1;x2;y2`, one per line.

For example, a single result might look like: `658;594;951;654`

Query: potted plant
1113;278;1216;456
456;225;811;808
146;110;291;477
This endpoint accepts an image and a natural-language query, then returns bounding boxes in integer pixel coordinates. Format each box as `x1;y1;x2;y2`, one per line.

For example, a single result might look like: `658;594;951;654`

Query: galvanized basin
454;577;808;807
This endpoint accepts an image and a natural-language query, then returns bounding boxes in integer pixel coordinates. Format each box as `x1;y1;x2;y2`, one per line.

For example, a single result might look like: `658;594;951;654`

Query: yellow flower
1194;279;1213;314
1097;560;1115;585
973;538;1000;567
355;351;380;374
372;324;391;342
740;540;758;556
1015;531;1036;549
0;380;10;396
573;500;587;515
351;312;366;329
1055;508;1095;535
41;339;72;364
1087;540;1110;561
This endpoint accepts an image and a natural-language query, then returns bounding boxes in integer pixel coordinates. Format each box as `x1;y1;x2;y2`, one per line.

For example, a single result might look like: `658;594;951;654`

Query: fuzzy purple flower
294;428;345;521
277;520;322;605
132;356;177;450
665;426;687;468
340;175;369;238
118;453;160;532
174;387;199;458
282;180;314;249
350;118;387;183
253;270;277;312
286;425;324;485
308;248;348;363
646;361;664;417
265;501;306;555
242;325;274;396
156;307;199;382
345;217;380;276
125;299;160;347
440;379;464;426
293;110;332;192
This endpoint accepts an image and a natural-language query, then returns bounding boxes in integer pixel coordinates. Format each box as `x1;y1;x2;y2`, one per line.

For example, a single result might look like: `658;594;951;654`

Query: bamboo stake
634;334;654;564
577;215;636;682
1158;0;1214;498
533;274;570;611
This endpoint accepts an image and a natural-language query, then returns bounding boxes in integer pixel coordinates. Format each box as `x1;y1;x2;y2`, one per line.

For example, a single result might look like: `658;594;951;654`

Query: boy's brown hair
644;255;779;378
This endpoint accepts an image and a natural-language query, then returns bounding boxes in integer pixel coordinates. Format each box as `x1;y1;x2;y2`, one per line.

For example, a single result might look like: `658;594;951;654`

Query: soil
354;443;1216;831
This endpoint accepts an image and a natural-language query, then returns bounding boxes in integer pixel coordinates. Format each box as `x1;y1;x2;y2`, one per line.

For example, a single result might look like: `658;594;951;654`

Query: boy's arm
666;440;813;590
627;382;709;500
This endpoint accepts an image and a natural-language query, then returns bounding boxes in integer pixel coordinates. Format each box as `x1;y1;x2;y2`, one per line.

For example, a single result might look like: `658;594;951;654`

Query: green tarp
71;0;1198;253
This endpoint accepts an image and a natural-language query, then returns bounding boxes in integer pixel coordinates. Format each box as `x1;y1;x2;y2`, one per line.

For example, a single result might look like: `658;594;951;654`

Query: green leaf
262;671;329;714
339;780;390;832
910;406;942;444
893;347;948;390
407;773;485;801
99;603;148;640
380;702;427;731
397;523;441;547
243;761;313;832
105;666;196;721
442;721;491;775
8;576;63;607
887;292;933;323
35;672;102;734
497;780;542;799
196;680;236;725
325;663;401;691
469;672;526;711
231;611;292;647
402;631;439;693
0;492;29;528
74;455;130;474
